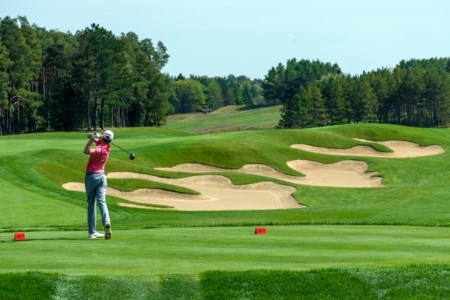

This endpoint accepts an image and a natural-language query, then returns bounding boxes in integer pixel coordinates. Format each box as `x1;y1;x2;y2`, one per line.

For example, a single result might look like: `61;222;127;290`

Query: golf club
111;142;135;160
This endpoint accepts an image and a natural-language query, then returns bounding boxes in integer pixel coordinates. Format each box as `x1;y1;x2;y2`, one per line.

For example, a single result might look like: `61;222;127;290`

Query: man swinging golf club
84;130;113;240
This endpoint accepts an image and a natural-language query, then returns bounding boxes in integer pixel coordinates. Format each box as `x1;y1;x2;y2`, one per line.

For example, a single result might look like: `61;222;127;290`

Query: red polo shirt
86;139;111;173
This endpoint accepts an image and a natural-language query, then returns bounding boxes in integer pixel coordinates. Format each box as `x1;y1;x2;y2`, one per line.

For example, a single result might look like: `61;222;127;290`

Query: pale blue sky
3;0;449;79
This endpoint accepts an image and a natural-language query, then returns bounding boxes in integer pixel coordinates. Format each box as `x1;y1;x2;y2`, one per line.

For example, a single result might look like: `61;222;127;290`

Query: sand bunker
62;173;302;211
62;139;443;211
291;139;444;158
156;161;382;188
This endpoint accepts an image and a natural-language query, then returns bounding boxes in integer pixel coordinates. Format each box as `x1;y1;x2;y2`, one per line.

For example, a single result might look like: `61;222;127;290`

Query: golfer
84;130;113;240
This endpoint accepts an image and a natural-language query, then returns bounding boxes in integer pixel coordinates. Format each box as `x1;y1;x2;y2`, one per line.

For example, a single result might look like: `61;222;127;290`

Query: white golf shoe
88;232;105;239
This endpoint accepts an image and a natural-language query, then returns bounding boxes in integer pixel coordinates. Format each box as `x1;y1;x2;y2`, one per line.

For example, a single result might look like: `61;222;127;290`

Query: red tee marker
255;227;266;234
14;232;26;241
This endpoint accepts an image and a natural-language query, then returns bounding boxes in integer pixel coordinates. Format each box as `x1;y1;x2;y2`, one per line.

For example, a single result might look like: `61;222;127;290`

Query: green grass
108;178;199;195
1;106;450;298
1;225;450;275
2;225;450;298
2;123;450;230
166;105;281;133
2;266;450;299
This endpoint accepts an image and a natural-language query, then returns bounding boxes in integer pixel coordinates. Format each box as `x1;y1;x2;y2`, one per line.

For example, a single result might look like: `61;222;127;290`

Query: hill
165;105;281;133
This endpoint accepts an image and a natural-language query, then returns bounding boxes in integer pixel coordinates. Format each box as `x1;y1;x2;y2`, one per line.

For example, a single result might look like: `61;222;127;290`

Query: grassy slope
2;106;450;298
166;105;281;133
1;123;449;230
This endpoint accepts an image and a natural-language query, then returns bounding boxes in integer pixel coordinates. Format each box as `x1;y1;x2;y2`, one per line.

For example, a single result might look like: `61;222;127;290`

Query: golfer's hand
87;133;101;140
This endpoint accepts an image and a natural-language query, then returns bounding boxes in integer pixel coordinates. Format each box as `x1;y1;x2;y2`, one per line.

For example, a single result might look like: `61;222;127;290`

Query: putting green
1;225;449;276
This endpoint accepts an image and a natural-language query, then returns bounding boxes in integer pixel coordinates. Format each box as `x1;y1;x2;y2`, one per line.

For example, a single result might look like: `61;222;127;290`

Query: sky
2;0;450;79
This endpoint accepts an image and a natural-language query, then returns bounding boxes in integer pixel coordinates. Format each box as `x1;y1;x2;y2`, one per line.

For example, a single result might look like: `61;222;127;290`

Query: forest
0;16;264;135
265;58;450;128
0;16;449;135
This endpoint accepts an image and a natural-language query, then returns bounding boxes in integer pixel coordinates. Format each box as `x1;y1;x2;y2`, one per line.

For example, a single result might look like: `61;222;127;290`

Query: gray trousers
85;172;111;234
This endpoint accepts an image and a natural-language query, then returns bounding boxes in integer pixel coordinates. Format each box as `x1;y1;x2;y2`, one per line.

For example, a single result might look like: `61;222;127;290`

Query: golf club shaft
111;142;131;154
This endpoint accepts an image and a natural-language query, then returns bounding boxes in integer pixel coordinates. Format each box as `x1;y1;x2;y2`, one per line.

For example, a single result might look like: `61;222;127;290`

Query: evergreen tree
170;79;205;113
0;16;34;134
0;40;11;135
307;83;329;127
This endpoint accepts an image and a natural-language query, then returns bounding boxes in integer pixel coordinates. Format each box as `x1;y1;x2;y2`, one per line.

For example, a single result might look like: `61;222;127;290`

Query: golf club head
129;152;135;160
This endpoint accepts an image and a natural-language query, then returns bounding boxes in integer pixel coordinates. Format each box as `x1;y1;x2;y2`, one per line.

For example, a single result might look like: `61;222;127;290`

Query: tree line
0;16;265;135
1;16;449;136
169;74;264;114
264;58;450;128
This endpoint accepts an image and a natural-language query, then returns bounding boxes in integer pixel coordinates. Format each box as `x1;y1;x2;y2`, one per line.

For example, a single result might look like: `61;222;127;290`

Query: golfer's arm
84;139;95;154
84;133;101;154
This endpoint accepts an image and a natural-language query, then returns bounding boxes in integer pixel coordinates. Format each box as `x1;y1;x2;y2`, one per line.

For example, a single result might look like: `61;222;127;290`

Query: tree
37;28;78;131
347;76;378;123
143;71;171;126
73;24;120;130
0;40;12;135
137;37;170;127
206;79;223;109
171;79;205;113
271;59;342;128
278;92;303;128
364;68;398;124
262;64;284;105
306;82;329;127
0;16;34;134
242;83;254;106
320;75;348;124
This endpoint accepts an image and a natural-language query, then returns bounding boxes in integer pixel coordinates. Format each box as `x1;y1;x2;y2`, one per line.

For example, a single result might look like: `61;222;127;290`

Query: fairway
166;105;281;134
2;119;450;298
1;225;449;276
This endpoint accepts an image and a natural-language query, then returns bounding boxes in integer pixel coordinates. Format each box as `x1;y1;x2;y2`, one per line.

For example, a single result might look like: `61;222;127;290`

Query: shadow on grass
1;237;91;243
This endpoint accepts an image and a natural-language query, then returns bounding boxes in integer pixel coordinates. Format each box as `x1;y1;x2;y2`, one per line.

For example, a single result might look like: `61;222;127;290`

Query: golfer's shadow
1;237;88;243
28;237;88;241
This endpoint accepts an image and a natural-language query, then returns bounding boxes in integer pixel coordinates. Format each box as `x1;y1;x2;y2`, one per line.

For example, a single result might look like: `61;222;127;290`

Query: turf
1;225;449;275
166;105;281;133
1;124;450;230
1;106;450;298
2;266;450;299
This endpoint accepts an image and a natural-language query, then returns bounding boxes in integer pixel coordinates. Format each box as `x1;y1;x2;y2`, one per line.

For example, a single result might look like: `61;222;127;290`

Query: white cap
103;130;114;143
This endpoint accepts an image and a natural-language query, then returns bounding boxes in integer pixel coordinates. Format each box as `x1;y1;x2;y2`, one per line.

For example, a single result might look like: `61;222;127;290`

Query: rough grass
2;265;450;299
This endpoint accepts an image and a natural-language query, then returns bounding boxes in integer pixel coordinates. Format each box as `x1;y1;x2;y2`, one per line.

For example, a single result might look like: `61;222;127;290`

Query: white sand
63;174;302;211
291;139;444;158
62;139;444;211
156;161;382;188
